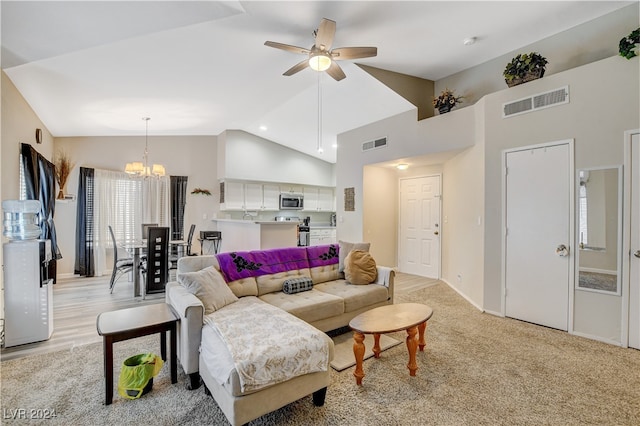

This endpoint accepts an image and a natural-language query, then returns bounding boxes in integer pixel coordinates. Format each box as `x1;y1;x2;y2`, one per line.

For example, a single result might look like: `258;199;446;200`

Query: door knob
555;244;569;257
434;231;439;235
634;250;640;259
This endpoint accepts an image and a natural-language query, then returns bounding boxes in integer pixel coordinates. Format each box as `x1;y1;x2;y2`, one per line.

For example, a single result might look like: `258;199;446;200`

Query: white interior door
399;176;441;278
629;133;640;349
505;144;571;331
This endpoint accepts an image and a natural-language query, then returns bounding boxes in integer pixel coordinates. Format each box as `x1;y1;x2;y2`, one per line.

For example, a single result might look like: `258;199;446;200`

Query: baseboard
441;279;484;312
570;330;623;347
579;267;616;275
57;272;78;279
483;309;504;317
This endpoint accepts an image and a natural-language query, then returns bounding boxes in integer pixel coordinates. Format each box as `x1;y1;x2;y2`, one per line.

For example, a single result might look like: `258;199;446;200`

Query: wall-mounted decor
191;188;212;195
344;187;355;212
35;128;42;144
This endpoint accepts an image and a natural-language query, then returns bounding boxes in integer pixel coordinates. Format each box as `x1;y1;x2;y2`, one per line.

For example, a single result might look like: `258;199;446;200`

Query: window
94;169;170;249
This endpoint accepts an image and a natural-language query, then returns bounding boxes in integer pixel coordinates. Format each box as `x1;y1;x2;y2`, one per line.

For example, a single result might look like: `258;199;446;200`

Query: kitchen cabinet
262;184;281;210
281;184;303;194
220;181;245;210
303;187;335;212
309;228;337;246
223;182;281;211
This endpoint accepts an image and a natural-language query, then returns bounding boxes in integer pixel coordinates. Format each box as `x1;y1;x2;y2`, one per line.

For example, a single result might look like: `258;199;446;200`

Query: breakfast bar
211;219;298;252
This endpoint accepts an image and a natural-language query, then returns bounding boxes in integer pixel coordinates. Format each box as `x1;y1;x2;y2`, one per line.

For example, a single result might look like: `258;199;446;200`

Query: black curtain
20;143;62;282
170;176;188;240
74;167;95;277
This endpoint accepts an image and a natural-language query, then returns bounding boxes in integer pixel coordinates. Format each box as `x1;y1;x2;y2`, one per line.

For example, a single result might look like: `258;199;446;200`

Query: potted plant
433;88;463;114
54;150;75;199
503;52;548;87
619;27;639;59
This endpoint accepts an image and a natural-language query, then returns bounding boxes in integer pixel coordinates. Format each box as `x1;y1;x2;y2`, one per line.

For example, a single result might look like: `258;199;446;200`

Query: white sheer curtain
93;169;170;275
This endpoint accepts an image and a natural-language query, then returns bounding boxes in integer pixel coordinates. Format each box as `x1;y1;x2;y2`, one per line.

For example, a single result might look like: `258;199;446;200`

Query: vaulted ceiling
1;1;630;163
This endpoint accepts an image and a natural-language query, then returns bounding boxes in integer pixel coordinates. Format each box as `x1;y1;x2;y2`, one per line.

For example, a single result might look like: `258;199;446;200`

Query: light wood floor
0;271;438;362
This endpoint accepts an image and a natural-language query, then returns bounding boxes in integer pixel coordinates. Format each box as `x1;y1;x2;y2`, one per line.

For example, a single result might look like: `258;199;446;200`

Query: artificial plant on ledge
191;188;212;195
54;150;75;199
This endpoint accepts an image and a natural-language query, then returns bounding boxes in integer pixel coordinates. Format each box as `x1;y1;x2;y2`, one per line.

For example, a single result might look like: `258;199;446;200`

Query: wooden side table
349;303;433;385
96;303;179;405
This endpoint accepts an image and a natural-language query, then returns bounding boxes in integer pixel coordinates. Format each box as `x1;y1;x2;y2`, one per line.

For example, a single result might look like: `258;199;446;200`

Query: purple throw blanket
216;245;338;282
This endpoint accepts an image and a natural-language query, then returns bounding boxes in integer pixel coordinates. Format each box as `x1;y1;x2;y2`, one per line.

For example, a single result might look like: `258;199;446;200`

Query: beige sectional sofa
165;244;394;425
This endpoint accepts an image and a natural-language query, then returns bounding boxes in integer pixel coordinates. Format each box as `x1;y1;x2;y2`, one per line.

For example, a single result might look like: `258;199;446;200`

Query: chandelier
125;117;166;177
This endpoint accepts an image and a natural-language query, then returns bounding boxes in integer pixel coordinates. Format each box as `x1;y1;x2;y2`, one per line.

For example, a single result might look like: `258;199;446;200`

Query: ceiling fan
264;18;377;81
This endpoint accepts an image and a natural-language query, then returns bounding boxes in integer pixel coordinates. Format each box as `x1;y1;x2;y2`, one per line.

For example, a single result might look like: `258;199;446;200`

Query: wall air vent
362;137;388;152
503;86;569;118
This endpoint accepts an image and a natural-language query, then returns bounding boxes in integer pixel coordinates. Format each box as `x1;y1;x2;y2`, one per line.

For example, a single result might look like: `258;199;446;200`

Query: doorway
628;131;640;349
399;175;441;278
504;142;573;331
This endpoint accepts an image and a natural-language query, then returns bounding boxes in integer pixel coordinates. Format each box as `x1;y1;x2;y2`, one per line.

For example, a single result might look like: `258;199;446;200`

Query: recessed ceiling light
463;37;476;46
396;163;409;170
259;125;268;131
332;143;338;148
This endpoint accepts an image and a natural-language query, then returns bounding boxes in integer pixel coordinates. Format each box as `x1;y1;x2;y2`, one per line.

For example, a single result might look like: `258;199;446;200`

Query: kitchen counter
212;219;298;252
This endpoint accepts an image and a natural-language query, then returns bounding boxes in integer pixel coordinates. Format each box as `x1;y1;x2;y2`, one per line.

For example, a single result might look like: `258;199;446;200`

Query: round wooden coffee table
348;303;433;385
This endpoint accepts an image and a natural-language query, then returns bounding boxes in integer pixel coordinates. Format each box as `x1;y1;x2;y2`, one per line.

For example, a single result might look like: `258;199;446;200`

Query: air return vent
362;137;388;152
503;86;569;118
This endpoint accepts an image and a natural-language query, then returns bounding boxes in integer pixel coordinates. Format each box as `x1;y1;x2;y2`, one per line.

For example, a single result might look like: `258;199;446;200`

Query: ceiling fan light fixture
309;52;332;71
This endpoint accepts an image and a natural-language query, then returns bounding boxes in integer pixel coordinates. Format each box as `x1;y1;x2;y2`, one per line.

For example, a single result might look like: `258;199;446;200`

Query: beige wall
1;71;56;323
362;165;398;267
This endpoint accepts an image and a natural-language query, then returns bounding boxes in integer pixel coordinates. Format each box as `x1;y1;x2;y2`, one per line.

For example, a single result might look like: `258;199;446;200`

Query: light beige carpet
330;333;402;371
2;282;639;425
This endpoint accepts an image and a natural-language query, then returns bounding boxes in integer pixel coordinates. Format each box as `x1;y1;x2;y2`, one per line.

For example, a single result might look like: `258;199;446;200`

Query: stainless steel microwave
279;194;304;210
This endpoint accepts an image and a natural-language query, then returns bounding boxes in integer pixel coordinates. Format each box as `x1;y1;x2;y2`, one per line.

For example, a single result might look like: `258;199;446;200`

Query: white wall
54;135;218;276
337;55;639;344
436;3;639;112
219;129;335;186
482;56;638;344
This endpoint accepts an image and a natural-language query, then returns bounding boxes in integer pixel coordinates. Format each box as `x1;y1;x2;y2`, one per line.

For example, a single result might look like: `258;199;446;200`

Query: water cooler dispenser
2;200;53;347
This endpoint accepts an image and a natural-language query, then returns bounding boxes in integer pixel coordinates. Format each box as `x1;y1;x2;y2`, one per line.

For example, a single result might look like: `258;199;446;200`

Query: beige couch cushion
227;277;259;298
178;266;238;315
256;268;312;296
259;290;344;323
314;281;389;313
338;240;371;273
344;250;378;285
309;264;340;285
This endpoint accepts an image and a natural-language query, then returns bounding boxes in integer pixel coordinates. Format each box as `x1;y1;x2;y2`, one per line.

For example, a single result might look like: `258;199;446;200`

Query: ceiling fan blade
325;61;346;81
264;41;310;55
283;59;310;76
314;18;336;51
331;46;378;60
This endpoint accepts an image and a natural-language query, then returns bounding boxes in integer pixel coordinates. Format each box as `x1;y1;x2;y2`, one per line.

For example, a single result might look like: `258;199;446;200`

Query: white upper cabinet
281;184;304;194
303;186;335;212
222;181;282;211
262;184;281;210
220;181;245;210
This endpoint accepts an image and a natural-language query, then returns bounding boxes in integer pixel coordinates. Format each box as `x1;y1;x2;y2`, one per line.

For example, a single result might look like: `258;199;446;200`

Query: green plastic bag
118;353;164;400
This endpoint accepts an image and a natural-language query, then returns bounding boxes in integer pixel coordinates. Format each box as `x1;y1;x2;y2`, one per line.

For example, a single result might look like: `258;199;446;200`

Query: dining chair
141;223;158;240
108;225;134;294
185;224;198;256
141;227;169;299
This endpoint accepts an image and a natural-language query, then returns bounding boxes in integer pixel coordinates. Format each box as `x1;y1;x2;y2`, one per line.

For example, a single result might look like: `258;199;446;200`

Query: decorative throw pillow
282;277;314;294
344;249;378;285
177;266;238;315
338;240;371;273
